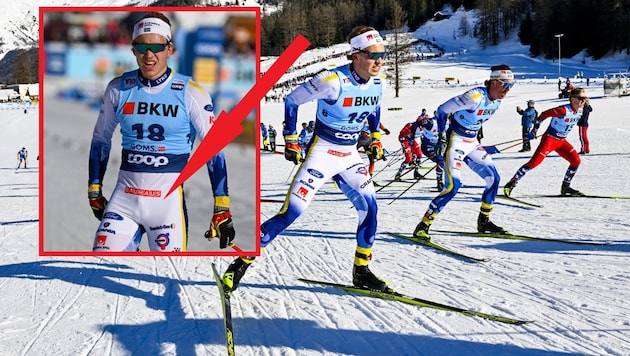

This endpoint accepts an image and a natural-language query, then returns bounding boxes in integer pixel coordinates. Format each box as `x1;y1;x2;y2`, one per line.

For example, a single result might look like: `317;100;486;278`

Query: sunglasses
133;43;169;54
496;79;515;89
572;96;588;101
357;49;387;60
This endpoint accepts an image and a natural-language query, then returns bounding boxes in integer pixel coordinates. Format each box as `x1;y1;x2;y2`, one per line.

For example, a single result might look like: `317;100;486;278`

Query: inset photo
40;7;259;255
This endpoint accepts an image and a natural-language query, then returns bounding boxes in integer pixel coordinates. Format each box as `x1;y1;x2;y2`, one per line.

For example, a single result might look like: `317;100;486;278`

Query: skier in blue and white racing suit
222;26;392;293
88;12;235;252
412;64;516;240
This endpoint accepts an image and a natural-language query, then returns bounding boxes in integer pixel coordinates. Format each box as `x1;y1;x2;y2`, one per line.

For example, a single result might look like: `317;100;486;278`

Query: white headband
489;69;514;80
350;30;385;53
132;17;172;42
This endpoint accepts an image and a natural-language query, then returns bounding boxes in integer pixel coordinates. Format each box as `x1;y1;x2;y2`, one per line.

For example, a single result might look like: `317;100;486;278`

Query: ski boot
503;179;517;197
222;256;255;293
436;180;444;191
352;265;389;292
561;183;585;197
412;221;431;241
413;169;422;180
477;214;508;234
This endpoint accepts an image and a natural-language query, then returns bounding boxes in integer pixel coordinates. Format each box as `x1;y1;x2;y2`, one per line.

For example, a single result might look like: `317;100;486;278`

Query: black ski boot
561;183;585;196
477;214;508;234
352;265;389;292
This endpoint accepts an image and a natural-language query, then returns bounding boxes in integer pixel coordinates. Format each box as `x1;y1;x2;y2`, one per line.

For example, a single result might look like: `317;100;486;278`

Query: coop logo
122;101;180;117
342;96;380;107
127;153;169;167
334;132;360;141
171;79;185;91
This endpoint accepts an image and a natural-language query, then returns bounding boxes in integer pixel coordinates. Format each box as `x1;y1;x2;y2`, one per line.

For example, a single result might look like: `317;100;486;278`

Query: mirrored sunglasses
358;49;387;60
133;43;169;54
496;79;515;89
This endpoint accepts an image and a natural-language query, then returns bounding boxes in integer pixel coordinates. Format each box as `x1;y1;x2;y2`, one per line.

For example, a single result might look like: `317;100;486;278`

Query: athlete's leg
335;157;388;291
92;208;142;252
335;160;377;249
260;138;339;247
464;146;500;205
508;135;562;185
143;185;188;252
555;139;581;187
416;134;474;231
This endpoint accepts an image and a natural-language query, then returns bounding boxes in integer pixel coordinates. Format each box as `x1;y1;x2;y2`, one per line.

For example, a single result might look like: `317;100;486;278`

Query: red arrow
166;34;310;197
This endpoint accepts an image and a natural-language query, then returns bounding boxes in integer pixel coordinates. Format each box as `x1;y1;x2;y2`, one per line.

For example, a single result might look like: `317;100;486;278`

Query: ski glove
369;132;384;159
206;196;235;249
382;128;391;135
88;183;108;221
436;133;447;158
527;130;537;140
284;134;301;165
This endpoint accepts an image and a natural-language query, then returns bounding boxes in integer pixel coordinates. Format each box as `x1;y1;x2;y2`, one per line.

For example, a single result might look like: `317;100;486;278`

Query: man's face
132;33;173;80
488;78;514;100
353;43;386;80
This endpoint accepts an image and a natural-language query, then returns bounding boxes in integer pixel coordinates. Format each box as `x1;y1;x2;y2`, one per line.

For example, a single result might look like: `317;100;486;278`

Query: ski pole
285;163;297;183
387;164;438;205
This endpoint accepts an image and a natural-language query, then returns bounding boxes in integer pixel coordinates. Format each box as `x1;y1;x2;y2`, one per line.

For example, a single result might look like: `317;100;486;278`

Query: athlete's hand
382;128;391;135
210;211;235;249
369;132;384;159
88;184;108;221
528;130;537;140
436;133;447;158
205;196;235;249
284;134;301;164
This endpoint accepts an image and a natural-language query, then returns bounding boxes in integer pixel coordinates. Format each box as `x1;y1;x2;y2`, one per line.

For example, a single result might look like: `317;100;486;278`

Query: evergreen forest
259;0;630;61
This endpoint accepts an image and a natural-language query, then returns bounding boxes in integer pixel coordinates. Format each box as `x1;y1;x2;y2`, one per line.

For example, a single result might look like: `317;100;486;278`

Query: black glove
383;128;391;135
436;133;447;158
88;184;108;221
207;211;235;249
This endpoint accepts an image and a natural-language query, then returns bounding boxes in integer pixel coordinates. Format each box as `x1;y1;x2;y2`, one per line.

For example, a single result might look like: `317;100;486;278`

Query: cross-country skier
395;117;423;180
503;87;588;197
417;111;445;191
412;64;515;240
16;147;28;169
222;26;391;293
88;12;235;252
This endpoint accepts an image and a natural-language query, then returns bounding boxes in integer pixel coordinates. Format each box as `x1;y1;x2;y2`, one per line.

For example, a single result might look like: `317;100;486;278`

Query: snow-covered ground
2;5;630;356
